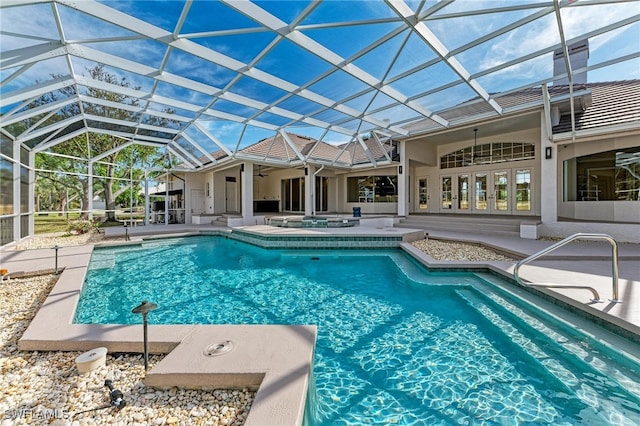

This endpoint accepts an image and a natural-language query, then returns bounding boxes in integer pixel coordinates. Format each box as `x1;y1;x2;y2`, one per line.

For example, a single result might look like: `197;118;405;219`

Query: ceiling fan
254;165;269;178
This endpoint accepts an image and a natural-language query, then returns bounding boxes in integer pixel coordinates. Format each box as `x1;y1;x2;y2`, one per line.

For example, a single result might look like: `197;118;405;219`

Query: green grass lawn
34;213;142;234
34;213;82;234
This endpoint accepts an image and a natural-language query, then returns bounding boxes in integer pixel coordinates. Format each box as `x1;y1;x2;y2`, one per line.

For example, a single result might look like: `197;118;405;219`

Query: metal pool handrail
513;233;620;303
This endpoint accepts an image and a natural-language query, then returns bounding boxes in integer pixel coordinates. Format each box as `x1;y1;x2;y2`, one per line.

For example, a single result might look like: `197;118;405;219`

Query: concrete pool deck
1;222;639;425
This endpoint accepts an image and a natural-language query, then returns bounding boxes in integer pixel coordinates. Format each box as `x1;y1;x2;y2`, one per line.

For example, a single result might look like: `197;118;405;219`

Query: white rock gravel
0;274;254;426
411;238;517;261
8;231;115;251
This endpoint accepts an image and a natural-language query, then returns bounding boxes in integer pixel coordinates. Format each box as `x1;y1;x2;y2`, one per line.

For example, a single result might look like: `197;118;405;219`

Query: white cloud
452;2;639;86
479;14;558;72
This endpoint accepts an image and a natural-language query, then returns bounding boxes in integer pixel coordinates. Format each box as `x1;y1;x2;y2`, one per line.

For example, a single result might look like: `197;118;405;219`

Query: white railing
513;233;620;303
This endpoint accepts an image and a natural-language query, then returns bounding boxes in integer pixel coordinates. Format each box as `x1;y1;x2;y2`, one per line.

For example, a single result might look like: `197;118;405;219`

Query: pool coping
17;239;317;426
13;228;640;425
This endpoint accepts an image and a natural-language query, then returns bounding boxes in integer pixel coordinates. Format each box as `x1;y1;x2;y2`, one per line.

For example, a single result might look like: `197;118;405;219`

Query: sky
1;0;638;152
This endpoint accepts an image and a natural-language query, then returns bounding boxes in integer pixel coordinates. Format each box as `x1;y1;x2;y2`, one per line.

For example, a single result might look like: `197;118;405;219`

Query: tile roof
337;138;397;165
402;80;640;136
236;132;396;166
240;133;349;165
552;80;640;133
241;133;304;162
198;80;638;169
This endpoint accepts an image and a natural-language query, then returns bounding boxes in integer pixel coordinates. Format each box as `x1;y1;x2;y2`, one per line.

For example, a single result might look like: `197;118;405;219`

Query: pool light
52;245;60;274
131;300;158;370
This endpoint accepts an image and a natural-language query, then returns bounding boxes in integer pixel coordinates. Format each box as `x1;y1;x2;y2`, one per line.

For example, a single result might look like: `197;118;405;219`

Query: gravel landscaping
1;253;253;425
410;238;517;262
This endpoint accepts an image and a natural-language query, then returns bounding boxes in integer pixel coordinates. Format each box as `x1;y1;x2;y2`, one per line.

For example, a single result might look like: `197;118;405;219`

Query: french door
473;171;508;213
417;177;429;211
440;174;471;213
440;169;532;215
315;176;328;213
282;177;305;212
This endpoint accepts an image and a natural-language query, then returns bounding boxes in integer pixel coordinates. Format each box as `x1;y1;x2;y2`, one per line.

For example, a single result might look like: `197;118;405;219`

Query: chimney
553;39;589;85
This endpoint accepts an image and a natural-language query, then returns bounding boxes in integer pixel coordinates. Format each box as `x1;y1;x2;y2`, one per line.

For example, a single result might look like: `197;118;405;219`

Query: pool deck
1;221;639;425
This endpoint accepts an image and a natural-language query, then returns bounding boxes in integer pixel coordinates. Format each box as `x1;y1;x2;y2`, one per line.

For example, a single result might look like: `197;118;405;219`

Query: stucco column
241;161;253;224
305;165;315;216
397;140;409;217
540;111;558;224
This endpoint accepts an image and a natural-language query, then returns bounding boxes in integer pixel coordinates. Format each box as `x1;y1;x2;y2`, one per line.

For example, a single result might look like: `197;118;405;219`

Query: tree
34;137;93;215
27;64;174;220
81;65;176;221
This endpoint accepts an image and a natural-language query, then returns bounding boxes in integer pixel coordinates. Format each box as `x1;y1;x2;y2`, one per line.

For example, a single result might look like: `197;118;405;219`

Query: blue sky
1;0;638;149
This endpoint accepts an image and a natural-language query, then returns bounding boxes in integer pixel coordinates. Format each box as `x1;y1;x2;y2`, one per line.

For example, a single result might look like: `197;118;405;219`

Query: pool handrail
513;233;620;303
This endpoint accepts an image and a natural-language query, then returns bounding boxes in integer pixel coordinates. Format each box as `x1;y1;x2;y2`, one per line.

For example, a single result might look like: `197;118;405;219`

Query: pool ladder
513;233;620;303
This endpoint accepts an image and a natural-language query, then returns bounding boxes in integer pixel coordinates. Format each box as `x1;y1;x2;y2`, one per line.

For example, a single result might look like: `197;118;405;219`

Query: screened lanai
1;0;639;245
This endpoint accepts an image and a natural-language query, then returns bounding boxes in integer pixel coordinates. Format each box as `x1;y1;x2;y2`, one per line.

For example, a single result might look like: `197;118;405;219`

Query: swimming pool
76;236;640;425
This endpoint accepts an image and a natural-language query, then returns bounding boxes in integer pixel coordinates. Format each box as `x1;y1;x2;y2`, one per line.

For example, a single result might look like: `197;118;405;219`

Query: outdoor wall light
132;300;158;371
545;146;552;159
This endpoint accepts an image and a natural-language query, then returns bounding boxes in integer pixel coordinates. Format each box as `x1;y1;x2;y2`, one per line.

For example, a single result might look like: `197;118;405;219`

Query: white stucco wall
407;126;541;216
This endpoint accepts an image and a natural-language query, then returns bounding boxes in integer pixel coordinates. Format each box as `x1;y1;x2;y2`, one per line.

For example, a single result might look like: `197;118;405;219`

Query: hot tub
268;216;358;228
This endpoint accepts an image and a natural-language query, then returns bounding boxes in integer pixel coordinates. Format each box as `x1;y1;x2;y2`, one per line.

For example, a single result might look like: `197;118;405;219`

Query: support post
305;165;315;217
397;140;409;217
241;161;254;225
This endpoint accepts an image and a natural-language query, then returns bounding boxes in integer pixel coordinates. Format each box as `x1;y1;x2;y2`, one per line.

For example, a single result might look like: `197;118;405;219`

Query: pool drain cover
203;340;234;357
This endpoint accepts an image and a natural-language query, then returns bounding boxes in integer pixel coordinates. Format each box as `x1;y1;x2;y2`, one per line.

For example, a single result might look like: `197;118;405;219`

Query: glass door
457;174;470;211
441;175;473;212
418;177;428;211
439;169;533;215
515;169;532;212
441;176;452;211
474;173;488;211
315;176;328;213
282;177;305;212
493;171;509;213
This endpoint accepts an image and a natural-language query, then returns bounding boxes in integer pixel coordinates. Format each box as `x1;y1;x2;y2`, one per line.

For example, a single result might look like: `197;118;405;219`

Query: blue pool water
76;236;640;425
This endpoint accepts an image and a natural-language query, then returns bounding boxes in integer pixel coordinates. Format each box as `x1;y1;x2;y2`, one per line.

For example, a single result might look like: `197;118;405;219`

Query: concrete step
398;214;523;235
212;216;228;226
212;214;244;227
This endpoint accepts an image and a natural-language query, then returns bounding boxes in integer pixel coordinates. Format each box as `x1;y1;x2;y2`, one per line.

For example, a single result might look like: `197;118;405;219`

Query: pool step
210;216;227;227
456;281;640;414
88;253;115;269
398;214;522;235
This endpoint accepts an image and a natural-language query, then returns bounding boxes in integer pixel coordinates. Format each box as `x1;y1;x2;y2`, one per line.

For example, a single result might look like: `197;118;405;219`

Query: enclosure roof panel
1;0;638;169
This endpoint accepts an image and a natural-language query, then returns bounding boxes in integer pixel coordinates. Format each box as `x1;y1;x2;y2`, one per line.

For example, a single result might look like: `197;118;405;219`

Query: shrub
67;219;97;235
